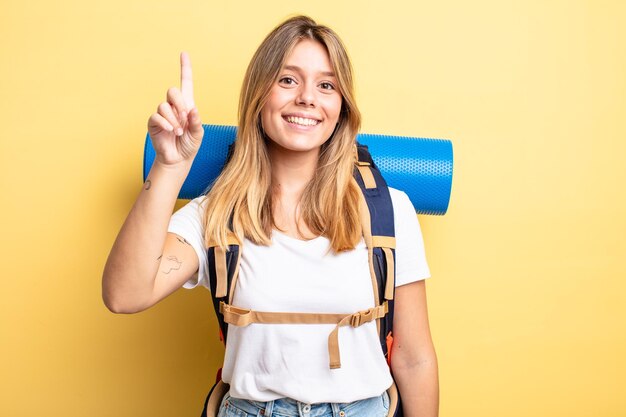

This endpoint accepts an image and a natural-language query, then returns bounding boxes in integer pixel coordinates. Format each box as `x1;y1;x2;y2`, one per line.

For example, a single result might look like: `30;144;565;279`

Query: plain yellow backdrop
1;0;625;416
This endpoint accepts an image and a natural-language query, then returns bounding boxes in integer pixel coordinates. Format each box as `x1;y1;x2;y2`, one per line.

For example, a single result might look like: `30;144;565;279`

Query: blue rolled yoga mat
143;124;453;215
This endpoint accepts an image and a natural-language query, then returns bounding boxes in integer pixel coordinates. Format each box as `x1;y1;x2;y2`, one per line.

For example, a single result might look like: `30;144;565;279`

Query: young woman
103;15;438;417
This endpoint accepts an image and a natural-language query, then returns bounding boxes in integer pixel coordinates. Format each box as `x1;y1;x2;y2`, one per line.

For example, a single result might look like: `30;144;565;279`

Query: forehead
283;39;334;75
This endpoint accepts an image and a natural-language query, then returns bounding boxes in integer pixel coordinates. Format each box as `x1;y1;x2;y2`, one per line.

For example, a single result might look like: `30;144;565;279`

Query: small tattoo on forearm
176;236;190;245
144;179;152;190
162;255;182;274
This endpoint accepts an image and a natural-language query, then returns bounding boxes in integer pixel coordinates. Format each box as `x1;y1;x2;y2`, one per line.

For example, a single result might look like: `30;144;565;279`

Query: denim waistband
221;390;389;417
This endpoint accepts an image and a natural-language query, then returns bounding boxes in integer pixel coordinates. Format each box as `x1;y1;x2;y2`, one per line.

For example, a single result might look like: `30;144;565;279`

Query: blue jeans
217;391;390;417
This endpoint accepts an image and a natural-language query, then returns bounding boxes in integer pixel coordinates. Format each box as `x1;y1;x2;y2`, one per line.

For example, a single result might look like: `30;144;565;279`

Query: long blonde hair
202;15;362;252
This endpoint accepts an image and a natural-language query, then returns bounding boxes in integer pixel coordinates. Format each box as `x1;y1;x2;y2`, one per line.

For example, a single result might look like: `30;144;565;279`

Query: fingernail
176;128;183;136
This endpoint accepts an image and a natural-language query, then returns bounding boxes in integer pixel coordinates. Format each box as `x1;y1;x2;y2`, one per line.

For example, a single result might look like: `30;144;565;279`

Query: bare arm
391;280;439;417
102;164;199;313
102;52;205;313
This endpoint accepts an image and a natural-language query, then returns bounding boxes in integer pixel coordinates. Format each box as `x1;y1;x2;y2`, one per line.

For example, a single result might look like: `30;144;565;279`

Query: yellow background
1;0;625;416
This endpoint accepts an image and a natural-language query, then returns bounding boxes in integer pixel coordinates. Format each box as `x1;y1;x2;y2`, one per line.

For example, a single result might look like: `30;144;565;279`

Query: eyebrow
283;65;336;77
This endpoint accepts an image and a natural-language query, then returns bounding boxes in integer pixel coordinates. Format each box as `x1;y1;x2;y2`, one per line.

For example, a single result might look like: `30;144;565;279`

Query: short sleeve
167;197;209;289
389;188;431;286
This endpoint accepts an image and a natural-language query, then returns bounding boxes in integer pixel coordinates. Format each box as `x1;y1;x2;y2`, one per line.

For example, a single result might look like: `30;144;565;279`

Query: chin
267;131;330;154
274;142;323;154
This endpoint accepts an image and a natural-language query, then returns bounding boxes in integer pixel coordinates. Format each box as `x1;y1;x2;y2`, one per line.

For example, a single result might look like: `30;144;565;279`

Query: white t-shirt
168;187;430;404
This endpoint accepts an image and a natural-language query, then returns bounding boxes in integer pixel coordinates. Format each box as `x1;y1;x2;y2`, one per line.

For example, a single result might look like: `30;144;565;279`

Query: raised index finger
180;51;195;108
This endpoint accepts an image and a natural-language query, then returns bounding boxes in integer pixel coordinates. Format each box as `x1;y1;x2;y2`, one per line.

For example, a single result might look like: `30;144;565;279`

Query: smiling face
260;39;343;158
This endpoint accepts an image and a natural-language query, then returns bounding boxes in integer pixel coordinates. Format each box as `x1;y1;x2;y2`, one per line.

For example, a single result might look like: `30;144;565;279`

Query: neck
267;143;320;198
267;143;321;239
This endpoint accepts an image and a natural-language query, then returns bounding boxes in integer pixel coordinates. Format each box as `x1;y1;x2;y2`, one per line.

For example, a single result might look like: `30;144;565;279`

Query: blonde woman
103;15;438;417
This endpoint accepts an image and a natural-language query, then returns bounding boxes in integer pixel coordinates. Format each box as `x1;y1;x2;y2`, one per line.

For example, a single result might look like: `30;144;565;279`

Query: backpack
201;145;403;417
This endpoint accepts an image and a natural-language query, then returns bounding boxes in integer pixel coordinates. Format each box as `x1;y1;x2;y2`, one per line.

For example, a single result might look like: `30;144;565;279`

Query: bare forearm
393;357;439;417
102;160;191;312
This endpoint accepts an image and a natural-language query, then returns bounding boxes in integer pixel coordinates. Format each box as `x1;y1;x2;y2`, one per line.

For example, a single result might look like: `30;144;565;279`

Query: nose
296;82;315;107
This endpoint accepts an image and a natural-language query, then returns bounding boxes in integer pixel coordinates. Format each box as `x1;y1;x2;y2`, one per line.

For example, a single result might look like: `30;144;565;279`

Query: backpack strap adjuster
349;303;389;327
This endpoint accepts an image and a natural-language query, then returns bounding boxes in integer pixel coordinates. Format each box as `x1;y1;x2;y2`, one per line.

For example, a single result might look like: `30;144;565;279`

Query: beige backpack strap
371;236;396;300
358;192;380;310
209;233;240;298
356;160;377;189
358;184;397;302
327;303;389;369
228;242;242;305
220;301;388;369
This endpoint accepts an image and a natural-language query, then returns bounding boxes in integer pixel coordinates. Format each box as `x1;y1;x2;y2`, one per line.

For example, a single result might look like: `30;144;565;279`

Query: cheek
259;107;268;127
260;95;280;126
327;97;343;122
266;88;289;108
259;106;272;136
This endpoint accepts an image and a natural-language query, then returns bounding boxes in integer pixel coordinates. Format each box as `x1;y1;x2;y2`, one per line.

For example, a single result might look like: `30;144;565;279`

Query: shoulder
388;187;411;204
386;188;431;283
171;195;208;222
168;196;210;289
168;196;209;247
388;187;416;220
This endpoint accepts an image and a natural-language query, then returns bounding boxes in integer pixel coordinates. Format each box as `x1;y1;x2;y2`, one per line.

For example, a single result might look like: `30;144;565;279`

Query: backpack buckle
350;308;374;327
350;303;388;327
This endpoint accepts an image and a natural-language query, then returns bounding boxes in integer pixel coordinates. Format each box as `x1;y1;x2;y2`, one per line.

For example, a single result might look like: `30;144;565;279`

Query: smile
283;115;321;126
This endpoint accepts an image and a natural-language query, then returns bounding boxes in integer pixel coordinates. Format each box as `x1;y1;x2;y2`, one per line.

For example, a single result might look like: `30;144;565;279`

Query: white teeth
286;116;319;126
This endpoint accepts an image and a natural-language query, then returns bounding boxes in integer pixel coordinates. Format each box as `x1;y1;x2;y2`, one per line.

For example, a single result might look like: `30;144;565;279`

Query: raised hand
147;52;204;166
